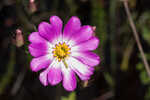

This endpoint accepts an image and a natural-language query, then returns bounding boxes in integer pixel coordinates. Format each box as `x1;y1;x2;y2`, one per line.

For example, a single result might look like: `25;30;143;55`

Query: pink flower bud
92;26;96;32
30;0;35;3
29;0;37;13
16;29;24;47
92;26;96;36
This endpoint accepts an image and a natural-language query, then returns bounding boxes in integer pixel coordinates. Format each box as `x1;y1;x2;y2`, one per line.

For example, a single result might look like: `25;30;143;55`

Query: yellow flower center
53;42;71;62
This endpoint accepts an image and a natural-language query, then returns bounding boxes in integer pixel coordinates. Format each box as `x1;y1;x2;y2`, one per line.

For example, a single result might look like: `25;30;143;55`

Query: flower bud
29;0;37;13
15;29;24;47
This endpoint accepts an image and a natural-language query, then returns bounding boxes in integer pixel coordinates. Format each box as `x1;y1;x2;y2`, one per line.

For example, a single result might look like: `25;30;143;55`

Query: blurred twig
94;91;113;100
0;46;15;95
122;0;150;77
11;68;26;96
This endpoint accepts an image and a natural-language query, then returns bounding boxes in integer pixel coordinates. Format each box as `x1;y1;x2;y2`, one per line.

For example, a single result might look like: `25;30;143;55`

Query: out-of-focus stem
0;46;15;94
121;39;134;71
11;68;26;95
109;0;117;75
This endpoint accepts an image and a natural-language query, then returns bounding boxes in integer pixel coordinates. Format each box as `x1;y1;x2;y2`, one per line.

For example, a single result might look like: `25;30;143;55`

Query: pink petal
69;25;94;45
28;32;47;43
61;63;77;91
38;22;59;43
71;37;99;52
28;43;49;57
39;59;61;86
48;60;62;85
49;16;63;34
63;16;81;41
30;55;53;72
71;51;100;67
66;57;94;80
39;70;48;86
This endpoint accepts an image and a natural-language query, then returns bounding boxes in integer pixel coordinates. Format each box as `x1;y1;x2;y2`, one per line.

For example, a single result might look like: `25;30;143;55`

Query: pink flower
28;16;100;91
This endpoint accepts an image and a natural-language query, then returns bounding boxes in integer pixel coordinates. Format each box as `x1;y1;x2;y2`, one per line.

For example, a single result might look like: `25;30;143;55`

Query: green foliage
61;92;76;100
136;12;150;99
142;27;150;44
136;53;150;100
137;62;150;85
136;53;150;85
138;12;150;45
91;0;107;45
103;72;114;88
145;87;150;100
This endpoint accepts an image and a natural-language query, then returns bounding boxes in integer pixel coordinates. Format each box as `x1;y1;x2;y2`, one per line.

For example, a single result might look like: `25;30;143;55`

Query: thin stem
122;0;150;77
62;59;68;68
94;91;113;100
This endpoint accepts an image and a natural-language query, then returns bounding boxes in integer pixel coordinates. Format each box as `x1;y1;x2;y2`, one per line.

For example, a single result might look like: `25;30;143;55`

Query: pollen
53;42;71;61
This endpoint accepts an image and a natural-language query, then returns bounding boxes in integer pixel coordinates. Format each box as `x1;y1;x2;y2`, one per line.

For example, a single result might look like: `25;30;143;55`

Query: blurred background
0;0;150;100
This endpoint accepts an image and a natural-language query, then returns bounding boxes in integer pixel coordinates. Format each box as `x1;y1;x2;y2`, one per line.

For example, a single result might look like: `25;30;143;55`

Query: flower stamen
53;42;71;62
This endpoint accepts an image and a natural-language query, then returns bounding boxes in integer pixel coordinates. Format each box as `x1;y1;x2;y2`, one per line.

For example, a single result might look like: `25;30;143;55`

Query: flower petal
48;60;62;85
63;16;81;41
66;57;94;80
71;51;100;67
28;32;47;43
61;62;77;91
39;70;48;86
28;43;49;57
49;16;63;34
49;16;63;44
69;25;94;45
38;22;59;43
30;54;53;72
71;37;99;52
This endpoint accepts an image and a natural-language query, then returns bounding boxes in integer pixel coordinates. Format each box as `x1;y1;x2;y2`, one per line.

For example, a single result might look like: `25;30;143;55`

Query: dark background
0;0;150;100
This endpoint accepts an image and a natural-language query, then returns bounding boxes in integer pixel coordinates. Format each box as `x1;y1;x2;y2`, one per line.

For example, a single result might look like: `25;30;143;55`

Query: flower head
28;16;100;91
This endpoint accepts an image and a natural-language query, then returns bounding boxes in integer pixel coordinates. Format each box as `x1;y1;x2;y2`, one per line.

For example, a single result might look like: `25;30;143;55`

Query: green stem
63;59;68;68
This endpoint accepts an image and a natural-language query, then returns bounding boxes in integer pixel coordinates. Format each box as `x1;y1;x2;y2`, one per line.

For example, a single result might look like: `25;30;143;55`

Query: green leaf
61;92;76;100
136;63;144;71
140;71;150;85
